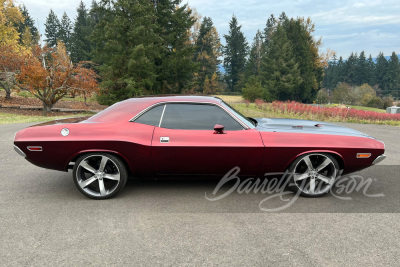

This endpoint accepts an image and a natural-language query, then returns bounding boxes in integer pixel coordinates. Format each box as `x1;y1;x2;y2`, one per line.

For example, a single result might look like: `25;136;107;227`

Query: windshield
221;100;256;129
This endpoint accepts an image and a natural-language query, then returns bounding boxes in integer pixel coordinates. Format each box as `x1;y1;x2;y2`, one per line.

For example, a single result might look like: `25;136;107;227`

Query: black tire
287;153;339;198
72;153;128;199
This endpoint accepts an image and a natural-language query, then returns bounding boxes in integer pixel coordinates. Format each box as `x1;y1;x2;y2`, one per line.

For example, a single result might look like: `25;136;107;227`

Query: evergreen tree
93;0;161;104
152;0;196;94
86;0;104;61
71;1;91;62
385;52;400;98
223;15;248;92
366;54;375;86
44;9;60;47
261;24;302;101
356;51;368;85
282;18;323;101
58;12;72;52
336;56;346;84
344;52;358;85
17;4;39;45
375;52;388;92
89;0;101;25
203;72;220;94
278;12;288;24
242;75;263;101
263;14;276;47
192;17;221;93
322;53;338;90
244;30;263;82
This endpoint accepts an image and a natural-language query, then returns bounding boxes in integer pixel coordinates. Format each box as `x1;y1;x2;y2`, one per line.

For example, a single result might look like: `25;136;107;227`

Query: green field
323;104;386;113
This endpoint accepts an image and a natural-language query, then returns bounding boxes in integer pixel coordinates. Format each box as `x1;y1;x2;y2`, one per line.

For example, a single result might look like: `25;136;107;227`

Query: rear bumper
14;145;26;158
372;154;386;165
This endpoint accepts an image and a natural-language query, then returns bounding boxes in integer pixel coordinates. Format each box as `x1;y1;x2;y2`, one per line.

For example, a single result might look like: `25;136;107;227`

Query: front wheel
287;153;339;197
73;153;128;199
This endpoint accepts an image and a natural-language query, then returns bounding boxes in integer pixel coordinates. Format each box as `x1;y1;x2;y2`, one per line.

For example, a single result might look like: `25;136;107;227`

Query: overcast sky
20;0;400;58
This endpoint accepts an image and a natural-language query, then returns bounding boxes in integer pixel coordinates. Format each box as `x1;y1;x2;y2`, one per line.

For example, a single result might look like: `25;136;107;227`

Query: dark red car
14;96;386;199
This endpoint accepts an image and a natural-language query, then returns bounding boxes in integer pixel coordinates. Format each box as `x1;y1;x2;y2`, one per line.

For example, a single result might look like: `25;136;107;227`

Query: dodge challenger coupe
14;96;386;199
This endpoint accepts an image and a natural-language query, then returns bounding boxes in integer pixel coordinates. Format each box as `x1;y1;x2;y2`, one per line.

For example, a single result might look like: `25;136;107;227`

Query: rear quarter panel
14;121;155;175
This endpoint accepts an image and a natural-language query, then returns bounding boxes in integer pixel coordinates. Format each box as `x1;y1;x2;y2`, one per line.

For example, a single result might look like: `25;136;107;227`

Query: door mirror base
214;124;226;134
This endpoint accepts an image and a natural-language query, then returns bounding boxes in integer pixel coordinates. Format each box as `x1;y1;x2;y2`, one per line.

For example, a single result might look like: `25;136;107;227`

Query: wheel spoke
80;161;96;174
99;156;108;171
294;173;309;181
99;179;106;196
104;173;120;181
309;179;316;194
317;174;332;184
303;156;313;170
316;158;332;172
79;176;97;188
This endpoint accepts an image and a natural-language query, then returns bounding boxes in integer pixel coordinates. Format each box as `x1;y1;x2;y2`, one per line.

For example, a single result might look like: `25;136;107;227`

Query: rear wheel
73;153;127;199
288;153;339;197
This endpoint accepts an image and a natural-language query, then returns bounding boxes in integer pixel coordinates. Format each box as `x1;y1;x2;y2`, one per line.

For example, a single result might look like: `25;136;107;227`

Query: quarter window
134;104;165;126
160;103;243;130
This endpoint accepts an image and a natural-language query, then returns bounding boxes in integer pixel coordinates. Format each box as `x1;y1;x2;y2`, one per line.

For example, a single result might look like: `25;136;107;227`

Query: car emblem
61;128;70;136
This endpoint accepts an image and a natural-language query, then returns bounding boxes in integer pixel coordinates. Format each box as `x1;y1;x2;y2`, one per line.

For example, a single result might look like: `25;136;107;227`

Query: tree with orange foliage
15;41;100;115
0;44;26;98
0;0;25;99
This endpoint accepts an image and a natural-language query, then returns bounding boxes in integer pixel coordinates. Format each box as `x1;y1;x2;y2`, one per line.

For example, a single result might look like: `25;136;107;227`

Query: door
151;103;264;176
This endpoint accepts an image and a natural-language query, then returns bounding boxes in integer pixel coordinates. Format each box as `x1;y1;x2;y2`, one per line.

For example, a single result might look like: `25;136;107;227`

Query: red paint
14;96;385;177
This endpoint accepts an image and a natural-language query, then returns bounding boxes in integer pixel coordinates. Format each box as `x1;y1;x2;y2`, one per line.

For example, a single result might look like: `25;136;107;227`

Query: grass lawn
324;104;386;113
214;95;243;103
0;112;92;124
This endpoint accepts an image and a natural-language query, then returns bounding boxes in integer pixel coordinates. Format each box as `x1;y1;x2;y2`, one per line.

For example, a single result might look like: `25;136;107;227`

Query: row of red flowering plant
262;101;400;122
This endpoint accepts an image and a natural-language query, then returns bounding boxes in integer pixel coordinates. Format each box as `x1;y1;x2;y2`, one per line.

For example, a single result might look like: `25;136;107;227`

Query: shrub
316;88;330;104
254;99;264;108
242;76;263;102
366;96;384;109
382;96;394;109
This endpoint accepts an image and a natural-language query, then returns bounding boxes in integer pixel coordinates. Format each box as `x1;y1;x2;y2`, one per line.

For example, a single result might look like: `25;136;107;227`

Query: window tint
160;104;243;130
134;104;165;126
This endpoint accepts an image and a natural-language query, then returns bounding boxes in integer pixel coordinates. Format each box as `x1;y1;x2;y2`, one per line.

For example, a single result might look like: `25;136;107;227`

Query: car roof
126;95;222;104
86;95;223;123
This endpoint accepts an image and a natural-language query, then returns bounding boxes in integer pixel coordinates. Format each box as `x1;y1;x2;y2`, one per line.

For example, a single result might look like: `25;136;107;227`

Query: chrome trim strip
372;154;386;165
14;145;26;158
130;101;249;130
159;104;167;127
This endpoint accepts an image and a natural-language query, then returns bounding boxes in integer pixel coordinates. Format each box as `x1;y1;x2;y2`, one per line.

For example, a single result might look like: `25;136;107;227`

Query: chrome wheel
73;153;127;199
291;153;338;197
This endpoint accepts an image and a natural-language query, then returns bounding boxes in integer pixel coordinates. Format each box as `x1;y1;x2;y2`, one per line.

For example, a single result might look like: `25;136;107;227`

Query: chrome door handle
160;137;169;143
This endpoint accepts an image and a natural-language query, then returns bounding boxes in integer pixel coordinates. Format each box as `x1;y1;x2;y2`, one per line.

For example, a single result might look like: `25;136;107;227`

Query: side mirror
214;124;226;134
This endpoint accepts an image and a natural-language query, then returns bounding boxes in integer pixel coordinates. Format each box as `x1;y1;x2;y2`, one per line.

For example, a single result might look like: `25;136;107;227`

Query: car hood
255;118;373;138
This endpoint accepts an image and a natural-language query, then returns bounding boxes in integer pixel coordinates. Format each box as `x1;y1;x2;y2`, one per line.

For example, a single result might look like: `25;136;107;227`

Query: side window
160;103;243;130
134;104;165;126
216;109;245;130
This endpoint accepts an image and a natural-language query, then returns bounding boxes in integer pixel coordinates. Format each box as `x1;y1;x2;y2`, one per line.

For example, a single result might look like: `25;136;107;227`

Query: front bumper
372;154;386;165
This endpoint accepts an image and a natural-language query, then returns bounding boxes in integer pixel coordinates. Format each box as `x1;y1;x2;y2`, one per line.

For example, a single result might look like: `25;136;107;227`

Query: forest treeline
323;52;400;98
2;0;399;106
38;0;327;104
